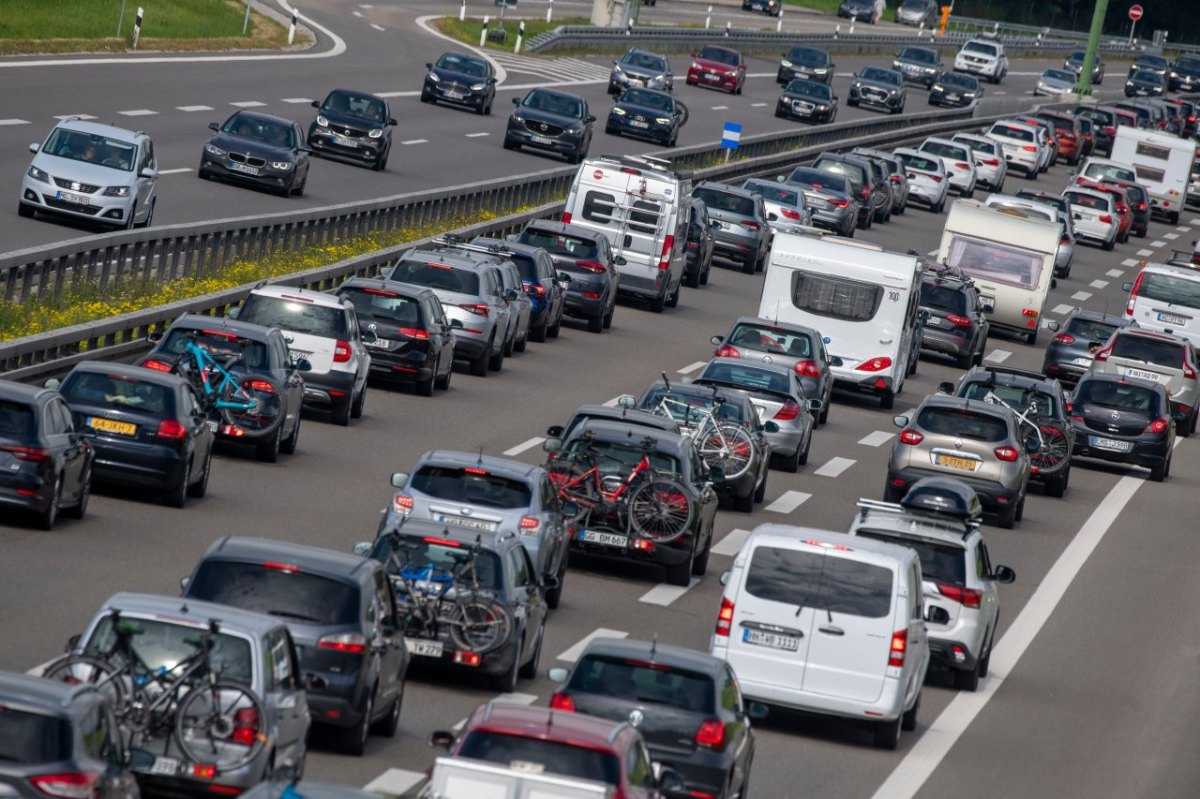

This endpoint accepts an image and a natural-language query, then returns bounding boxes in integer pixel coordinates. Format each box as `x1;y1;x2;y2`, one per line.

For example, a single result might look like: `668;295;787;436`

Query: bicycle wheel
697;423;755;479
448;595;513;654
171;358;211;408
219;372;283;438
628;476;694;543
175;680;266;772
42;655;127;709
545;460;596;524
1026;417;1071;476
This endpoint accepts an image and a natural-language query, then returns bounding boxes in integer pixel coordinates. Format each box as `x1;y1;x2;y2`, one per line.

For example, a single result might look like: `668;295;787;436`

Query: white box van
563;154;689;312
937;199;1059;345
709;525;930;750
1123;259;1200;345
1110;126;1197;224
758;230;923;409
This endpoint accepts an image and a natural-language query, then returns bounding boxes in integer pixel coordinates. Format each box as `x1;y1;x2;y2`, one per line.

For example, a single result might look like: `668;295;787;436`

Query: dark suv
472;236;569;343
919;266;991;369
181;537;409;756
1042;309;1131;385
0;671;140;799
811;151;883;229
514;220;620;334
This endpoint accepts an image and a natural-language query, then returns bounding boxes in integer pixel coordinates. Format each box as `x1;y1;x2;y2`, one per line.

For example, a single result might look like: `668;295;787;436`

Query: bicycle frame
177;338;259;414
559;449;654;505
982;390;1045;448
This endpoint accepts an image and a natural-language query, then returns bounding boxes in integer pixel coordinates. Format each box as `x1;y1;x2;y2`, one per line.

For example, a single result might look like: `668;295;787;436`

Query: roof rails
592;153;691;181
854;499;979;536
1166;250;1200;269
971;363;1050;383
431;234;510;257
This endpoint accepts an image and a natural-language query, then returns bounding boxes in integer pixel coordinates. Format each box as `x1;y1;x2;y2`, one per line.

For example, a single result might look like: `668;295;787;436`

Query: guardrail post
776;7;783;32
481;16;489;48
460;0;467;21
705;6;712;29
848;17;854;34
724;20;730;37
515;20;524;53
834;23;839;39
546;0;552;23
626;20;632;35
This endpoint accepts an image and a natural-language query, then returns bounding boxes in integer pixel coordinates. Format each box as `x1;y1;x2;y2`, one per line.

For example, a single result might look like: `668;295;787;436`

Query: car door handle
818;625;844;636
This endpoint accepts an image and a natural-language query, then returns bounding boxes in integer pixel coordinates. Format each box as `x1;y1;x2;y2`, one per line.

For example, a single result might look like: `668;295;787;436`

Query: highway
3;2;1200;797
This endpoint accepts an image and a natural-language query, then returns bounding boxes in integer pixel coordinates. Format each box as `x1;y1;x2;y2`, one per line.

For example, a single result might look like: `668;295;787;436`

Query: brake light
1061;235;1071;245
192;765;216;779
422;535;461;547
230;707;261;746
550;692;576;711
946;314;971;328
658;235;675;270
263;561;299;573
829;198;850;208
1126;272;1144;317
1022;309;1038;318
519;515;540;530
994;446;1020;462
525;282;546;298
715;344;741;358
1146;417;1170;433
930;175;943;183
361;288;399;297
889;174;903;184
1054;333;1076;344
1117;204;1129;215
142;359;173;372
715;597;734;636
794;359;820;377
464;467;488;475
695;719;726;749
742;221;761;232
561;211;572;224
318;632;367;654
938;583;982;608
0;445;49;462
460;303;490;317
333;340;352;363
396;327;429;341
1099;215;1113;224
899;429;924;445
954;162;970;170
773;400;800;421
392;494;414;514
156;419;187;440
575;260;607;274
1104;125;1115;135
1137;203;1147;212
860;187;871;200
1022;145;1038;152
888;630;907;668
854;356;892;372
781;208;802;220
981;158;1000;167
30;773;99;799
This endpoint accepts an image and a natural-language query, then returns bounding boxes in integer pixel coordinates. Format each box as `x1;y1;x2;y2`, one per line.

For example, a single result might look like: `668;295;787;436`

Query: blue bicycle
173;335;284;438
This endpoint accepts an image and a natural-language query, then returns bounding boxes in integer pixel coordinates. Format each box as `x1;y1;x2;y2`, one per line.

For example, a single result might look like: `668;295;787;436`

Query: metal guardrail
0;104;1047;383
946;14;1200;55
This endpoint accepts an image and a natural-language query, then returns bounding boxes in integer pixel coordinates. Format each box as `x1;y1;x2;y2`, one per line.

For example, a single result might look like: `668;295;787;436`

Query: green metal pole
1075;0;1110;97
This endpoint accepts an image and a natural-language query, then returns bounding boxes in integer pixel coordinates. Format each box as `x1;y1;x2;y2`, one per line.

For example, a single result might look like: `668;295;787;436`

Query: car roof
239;782;380;799
745;524;916;564
467;702;631;748
701;357;794;380
851;505;975;547
414;449;542;481
961;364;1058;391
645;378;754;408
199;536;377;583
568;419;688;453
170;313;279;342
579;637;726;676
67;360;189;389
524;219;606;241
695;181;756;200
339;277;438;302
1077;371;1168;394
1065;308;1128;325
101;591;286;636
0;378;53;404
471;236;548;261
917;392;1013;420
50;117;146;141
1110;327;1190;345
249;283;348;308
732;316;820;337
228;109;298;127
568;404;680;432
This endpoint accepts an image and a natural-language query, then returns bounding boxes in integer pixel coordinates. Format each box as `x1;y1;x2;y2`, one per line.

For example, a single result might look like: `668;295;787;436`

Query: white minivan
710;525;931;750
758;229;924;409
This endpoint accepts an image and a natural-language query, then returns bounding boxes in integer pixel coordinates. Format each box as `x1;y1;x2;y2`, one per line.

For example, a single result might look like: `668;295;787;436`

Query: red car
1036;111;1084;165
431;702;678;798
1078;179;1132;243
686;45;747;94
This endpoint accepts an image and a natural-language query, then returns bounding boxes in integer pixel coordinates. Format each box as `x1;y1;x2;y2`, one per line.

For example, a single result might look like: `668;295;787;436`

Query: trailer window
946;234;1044;290
790;272;883;322
1134;165;1166;184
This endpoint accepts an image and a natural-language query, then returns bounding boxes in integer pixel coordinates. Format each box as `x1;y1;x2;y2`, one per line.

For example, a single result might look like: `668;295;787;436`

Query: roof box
899;477;982;521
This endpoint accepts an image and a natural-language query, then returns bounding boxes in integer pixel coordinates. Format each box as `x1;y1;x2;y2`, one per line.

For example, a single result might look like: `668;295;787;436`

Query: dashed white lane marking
402;138;428;145
1164;232;1180;240
1122;257;1140;267
54;114;96;120
677;361;707;374
814;456;856;478
751;102;768;107
858;430;894;447
176;105;213;112
993;91;1007;95
558;629;627;663
1178;225;1193;232
1050;303;1074;315
353;9;364;15
640;578;701;606
363;770;426;796
1137;248;1154;257
1071;291;1092;301
1089;279;1109;289
984;348;1011;364
602;396;623;407
765;490;811;514
503;436;546;457
230;100;266;107
712;105;729;110
0;118;30;126
466;132;489;138
1151;240;1167;248
1106;269;1124;277
281;97;313;104
118;109;157;116
158;168;191;175
371;22;386;31
712;528;751;557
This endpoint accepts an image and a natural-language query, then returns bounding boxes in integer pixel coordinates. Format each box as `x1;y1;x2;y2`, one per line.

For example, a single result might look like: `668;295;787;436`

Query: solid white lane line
640;578;700;606
176;105;213;112
984;349;1011;364
281;97;313;104
118;109;157;116
1150;240;1166;248
402;138;428;145
157;168;192;175
1071;291;1092;301
1121;257;1139;267
557;628;627;662
466;132;489;137
870;470;1148;799
1137;248;1154;257
712;528;752;557
504;437;546;457
54;114;97;120
1106;269;1124;277
371;23;386;31
1089;279;1109;289
677;361;707;374
363;770;426;795
814;456;855;478
0;118;30;125
230;100;266;107
1164;232;1180;240
765;490;811;514
858;431;894;447
1050;303;1074;315
353;9;364;15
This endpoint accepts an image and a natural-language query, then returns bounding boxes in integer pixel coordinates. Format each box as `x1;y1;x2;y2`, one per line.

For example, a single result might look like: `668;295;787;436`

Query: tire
337;693;372;757
220;373;284;439
292;175;306;197
470;342;490;376
873;716;902;750
753;467;768;504
63;467;90;520
518;623;544;680
416;373;435;397
545;564;565;610
996;502;1017;529
492;638;521;693
666;551;693;587
818;399;830;425
587;313;604;334
629;477;694;543
280;415;301;455
741;254;756;274
164;463;190;509
435;362;453;390
350;386;366;419
1102;237;1115;251
691;532;711;576
901;691;920;731
684;270;700;289
732;490;754;513
488;345;505;372
978;626;996;678
330;398;352;427
665;285;680;308
123;201;138;231
773;445;801;474
547;312;562;338
138;199;155;229
954;662;981;691
37;477;61;530
503;331;516;357
1150;457;1168;482
18;202;34;218
530;319;548;343
176;681;267;768
648;291;667;313
42;655;126;707
880;392;895;410
370;685;402;738
256;425;282;463
603;303;614;329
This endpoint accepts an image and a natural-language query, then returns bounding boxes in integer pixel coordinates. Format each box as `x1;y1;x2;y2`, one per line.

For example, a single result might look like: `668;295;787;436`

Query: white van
563;154;689;312
937;199;1059;345
1110;126;1197;224
1123;259;1200;345
758;230;923;409
710;525;931;750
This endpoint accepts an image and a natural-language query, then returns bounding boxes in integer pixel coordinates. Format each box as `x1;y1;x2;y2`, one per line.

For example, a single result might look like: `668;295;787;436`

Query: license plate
435;513;494;531
1157;312;1187;326
1125;367;1167;383
925;315;943;326
946;93;960;101
743;629;800;651
87;416;136;436
405;639;444;657
704;73;718;80
228;162;260;175
149;757;180;776
332;135;359;148
793;102;813;115
1089;435;1132;452
1072;357;1093;366
935;453;980;471
530;135;553;145
207;420;219;433
630;120;649;129
446;91;465;100
55;190;90;205
579;529;628;548
363;338;389;349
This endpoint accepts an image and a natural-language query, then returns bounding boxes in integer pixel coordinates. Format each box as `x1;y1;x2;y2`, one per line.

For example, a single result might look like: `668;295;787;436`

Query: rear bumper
569;524;695;567
928;637;980;670
302;368;358;408
886;466;1021;511
91;444;187;490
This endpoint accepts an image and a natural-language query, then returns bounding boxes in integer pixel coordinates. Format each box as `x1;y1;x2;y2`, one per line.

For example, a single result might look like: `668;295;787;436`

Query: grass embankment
0;0;304;56
433;16;592;50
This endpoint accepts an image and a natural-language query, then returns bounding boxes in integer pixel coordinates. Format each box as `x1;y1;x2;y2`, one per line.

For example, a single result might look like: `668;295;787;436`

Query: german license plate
579;529;627;548
925;315;943;326
630;120;649;129
446;91;465;100
935;453;980;471
207;420;219;433
55;190;89;205
333;135;358;148
228;162;260;175
530;135;553;145
704;73;718;81
1072;357;1093;366
1089;435;1132;452
1158;312;1187;326
405;639;444;657
793;102;813;116
1125;367;1166;383
743;629;800;651
87;416;136;436
363;338;389;349
946;93;960;102
435;513;494;531
149;756;180;776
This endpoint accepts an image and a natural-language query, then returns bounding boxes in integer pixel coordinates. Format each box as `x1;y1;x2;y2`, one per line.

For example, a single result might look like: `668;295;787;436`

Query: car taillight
1117;204;1129;215
946;314;971;328
954;161;970;170
1146;417;1170;434
1099;214;1113;224
392;494;414;514
715;344;741;358
0;445;49;462
994;446;1020;462
715;597;734;636
938;583;982;608
1104;125;1115;135
742;221;761;231
1093;344;1112;362
142;359;173;372
1054;333;1076;344
930;175;943;183
658;235;675;270
519;515;540;530
525;282;546;298
1061;235;1071;245
773;400;801;421
1022;145;1038;152
1126;272;1144;317
860;187;871;200
981;158;1000;167
854;356;892;372
318;632;366;654
888;630;907;668
575;260;607;273
829;198;850;208
550;692;576;711
230;707;261;746
794;359;820;377
399;327;430;340
889;174;903;184
333;340;352;363
156;419;187;440
1184;358;1197;380
899;429;924;445
781;208;802;220
561;211;572;224
695;719;726;749
29;773;99;799
460;303;490;317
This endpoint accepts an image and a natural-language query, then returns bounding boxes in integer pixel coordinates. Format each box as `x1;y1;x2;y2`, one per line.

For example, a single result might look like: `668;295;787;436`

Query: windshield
693;188;755;216
698;46;738;65
1043;70;1075;83
411;464;533;509
85;613;252;684
787;47;827;66
1139;56;1168;69
60;371;176;416
186;561;359;626
320;91;386;122
522;91;583;119
964;41;998;56
435;53;488;77
989;124;1034;141
41;128;136;172
939;73;977;90
222;115;295;147
621;51;667;71
945;234;1044;290
339;286;423;325
744;181;803;207
861;67;900;85
621;89;672;111
390;259;481;294
1068;51;1087;64
917;407;1008;441
700;360;794;395
785;80;830;99
520;228;598;259
238;294;348;337
570;654;715;713
1178;57;1200;71
920;282;968;314
372;535;502;591
160;327;269;371
1131;70;1161;83
458;732;621;785
900;48;937;63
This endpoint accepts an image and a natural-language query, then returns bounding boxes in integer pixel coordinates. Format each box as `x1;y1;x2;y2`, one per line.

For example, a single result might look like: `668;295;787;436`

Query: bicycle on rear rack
170;334;284;438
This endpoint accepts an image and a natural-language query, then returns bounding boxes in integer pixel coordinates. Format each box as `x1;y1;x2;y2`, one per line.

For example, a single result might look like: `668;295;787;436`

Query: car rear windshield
921;142;967;160
0;399;36;440
1109;334;1186;367
960;382;1058;418
813;159;866;190
920;282;968;315
160;327;270;371
700;361;793;396
1136;272;1200;311
459;732;621;785
727;322;813;357
570;655;715;713
85;613;253;684
791;272;883;322
1066;317;1120;343
916;407;1009;441
1075;379;1161;412
989;124;1034;141
945;234;1044;290
640;389;748;426
186;561;361;626
564;436;681;477
1082;162;1135;182
1064;191;1110;211
900;153;941;173
60;372;176;417
0;707;71;763
856;532;966;585
390;259;481;295
787;168;848;192
744;182;802;207
693;188;755;216
519;229;599;260
339;286;423;326
239;295;349;338
373;534;502;591
411;465;533;509
745;546;893;618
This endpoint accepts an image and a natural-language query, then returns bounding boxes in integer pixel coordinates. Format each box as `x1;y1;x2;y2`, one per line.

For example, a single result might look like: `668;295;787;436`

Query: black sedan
307;88;396;170
1042;309;1131;386
775;78;837;123
893;45;942;88
503;88;595;163
336;278;459;396
848;67;907;114
742;0;780;15
548;638;759;799
422;50;498;115
0;379;93;529
839;0;881;22
777;45;834;85
605;87;687;146
199;110;312;196
57;362;214;508
1068;373;1175;481
1125;69;1167;97
929;72;982;108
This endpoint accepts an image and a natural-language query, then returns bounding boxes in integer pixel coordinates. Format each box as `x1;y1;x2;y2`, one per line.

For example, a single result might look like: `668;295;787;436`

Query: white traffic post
776;6;783;32
834;23;840;39
459;0;466;21
724;20;731;37
515;20;524;52
288;8;298;45
132;7;144;48
705;6;712;29
242;0;254;36
480;15;489;47
626;19;632;35
546;0;553;23
849;17;855;34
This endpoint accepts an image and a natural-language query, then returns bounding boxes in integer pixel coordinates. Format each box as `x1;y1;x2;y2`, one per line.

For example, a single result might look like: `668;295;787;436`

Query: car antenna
660;371;672;390
650;633;658;662
477;445;484;466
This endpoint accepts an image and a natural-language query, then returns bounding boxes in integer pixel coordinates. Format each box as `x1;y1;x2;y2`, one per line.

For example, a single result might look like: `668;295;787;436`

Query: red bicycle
546;433;694;543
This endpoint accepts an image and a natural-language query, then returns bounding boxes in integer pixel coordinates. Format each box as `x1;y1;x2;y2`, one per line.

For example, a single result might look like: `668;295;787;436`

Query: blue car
472;237;569;342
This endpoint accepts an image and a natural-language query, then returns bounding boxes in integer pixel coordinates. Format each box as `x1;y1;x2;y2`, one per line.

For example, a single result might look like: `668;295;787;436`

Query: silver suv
886;394;1032;528
692;181;772;274
850;478;1016;692
1089;327;1200;436
20;117;158;229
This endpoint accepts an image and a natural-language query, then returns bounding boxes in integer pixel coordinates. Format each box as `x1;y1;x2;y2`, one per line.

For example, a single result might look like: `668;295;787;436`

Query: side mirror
43;378;61;390
1122;281;1133;292
294;356;312;372
390;471;409;488
388;118;399;126
585;114;597;124
747;701;769;720
613;255;628;266
504;288;519;301
425;62;433;69
925;606;951;625
227;306;241;320
147;331;163;343
450;318;464;329
28;142;40;153
919;309;931;323
719;571;730;586
978;296;996;313
892;414;910;428
710;335;725;345
546;424;564;437
829;356;844;367
542;438;563;453
993;565;1016;583
557;272;572;284
937;381;955;395
311;99;321;108
179;576;190;592
429;731;454;750
548;666;569;683
808;398;823;412
1045;320;1061;332
768;212;778;221
65;633;81;653
512;97;521;106
560;500;580;519
208;122;220;132
709;465;726;483
617;394;637;408
711;220;723;230
541;574;560;591
140;167;157;179
362;326;379;343
764;421;780;433
353;541;372;556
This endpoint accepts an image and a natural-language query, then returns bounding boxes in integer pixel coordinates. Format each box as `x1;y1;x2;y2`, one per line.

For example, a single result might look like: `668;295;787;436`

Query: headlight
781;59;793;68
893;61;901;69
652;74;667;85
470;82;485;91
612;107;627;116
614;64;624;73
102;185;130;197
429;71;441;82
271;161;294;170
814;67;829;74
655;117;672;125
27;165;49;183
691;62;701;71
511;113;524;123
1126;82;1135;87
1170;71;1178;77
566;127;583;137
316;115;329;127
726;70;738;77
932;85;944;92
205;143;226;157
368;128;383;138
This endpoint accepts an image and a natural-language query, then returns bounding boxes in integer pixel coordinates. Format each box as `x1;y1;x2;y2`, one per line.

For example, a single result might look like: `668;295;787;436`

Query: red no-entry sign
1129;4;1144;21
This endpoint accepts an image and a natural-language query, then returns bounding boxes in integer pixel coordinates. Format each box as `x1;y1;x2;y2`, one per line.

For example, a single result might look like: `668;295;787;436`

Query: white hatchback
918;137;978;197
951;132;1008;192
983;120;1044;179
1062;186;1120;250
893;147;949;212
